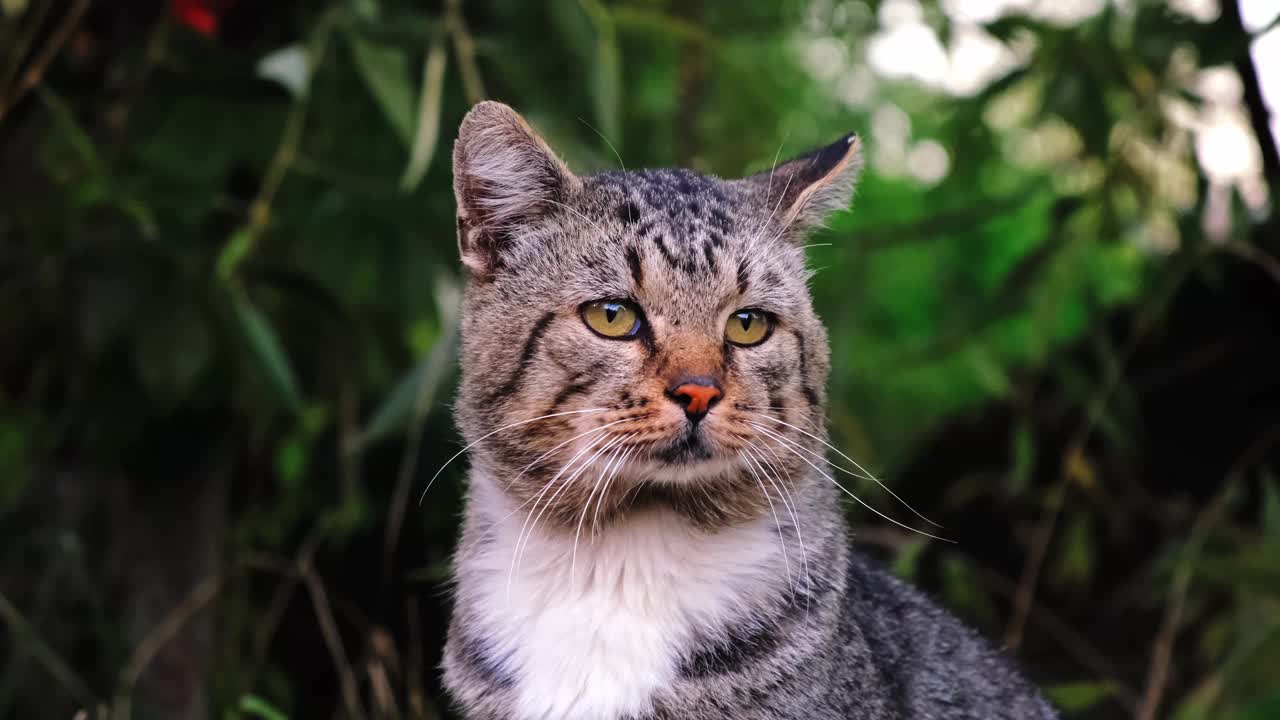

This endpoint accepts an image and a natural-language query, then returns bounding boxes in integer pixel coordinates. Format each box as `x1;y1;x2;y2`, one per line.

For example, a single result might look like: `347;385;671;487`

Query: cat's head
452;101;861;529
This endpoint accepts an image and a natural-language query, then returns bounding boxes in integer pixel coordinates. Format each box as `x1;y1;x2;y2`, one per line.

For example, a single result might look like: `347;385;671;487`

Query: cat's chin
633;453;743;485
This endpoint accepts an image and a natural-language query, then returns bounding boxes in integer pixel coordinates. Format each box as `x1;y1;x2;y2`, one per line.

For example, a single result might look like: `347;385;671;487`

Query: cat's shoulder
839;549;1059;718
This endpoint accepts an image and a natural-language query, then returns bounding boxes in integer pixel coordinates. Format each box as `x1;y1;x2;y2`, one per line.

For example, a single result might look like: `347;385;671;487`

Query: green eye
725;309;772;346
582;300;641;339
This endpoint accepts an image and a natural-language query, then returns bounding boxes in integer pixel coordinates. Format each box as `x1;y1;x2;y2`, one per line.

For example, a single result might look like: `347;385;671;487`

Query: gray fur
442;101;1057;719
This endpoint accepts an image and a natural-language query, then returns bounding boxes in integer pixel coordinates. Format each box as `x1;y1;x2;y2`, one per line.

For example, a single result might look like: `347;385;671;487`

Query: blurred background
2;0;1279;718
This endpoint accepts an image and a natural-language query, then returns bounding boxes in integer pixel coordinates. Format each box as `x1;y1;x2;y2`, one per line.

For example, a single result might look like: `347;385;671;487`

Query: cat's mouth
652;424;715;464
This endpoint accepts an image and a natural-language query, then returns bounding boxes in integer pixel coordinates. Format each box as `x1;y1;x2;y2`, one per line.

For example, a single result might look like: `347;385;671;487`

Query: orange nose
668;380;723;420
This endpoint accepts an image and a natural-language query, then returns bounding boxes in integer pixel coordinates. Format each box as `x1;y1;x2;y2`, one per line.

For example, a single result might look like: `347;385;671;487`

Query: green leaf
591;19;622;149
399;32;448;192
38;88;101;174
0;417;30;509
1262;472;1280;537
239;694;289;720
1045;681;1116;712
1050;512;1095;590
359;279;460;447
1008;421;1035;494
581;0;622;148
891;537;927;579
275;432;310;489
347;32;417;146
360;324;457;448
230;291;303;414
2;0;29;18
1233;689;1280;720
217;227;258;281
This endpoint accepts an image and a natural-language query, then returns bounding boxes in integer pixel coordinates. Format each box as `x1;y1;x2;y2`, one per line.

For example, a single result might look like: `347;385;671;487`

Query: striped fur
442;102;1056;720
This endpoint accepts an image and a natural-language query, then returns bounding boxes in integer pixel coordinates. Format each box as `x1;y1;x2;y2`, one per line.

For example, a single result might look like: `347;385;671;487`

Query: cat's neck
448;470;838;720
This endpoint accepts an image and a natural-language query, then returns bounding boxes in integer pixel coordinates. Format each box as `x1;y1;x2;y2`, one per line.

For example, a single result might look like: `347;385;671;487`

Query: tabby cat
441;101;1057;720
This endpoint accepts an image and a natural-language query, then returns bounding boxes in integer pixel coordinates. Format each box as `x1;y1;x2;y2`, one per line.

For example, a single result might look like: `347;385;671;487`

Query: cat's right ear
452;101;580;279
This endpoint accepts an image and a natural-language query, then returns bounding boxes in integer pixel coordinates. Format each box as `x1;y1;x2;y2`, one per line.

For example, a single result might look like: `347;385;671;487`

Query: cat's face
452;102;861;529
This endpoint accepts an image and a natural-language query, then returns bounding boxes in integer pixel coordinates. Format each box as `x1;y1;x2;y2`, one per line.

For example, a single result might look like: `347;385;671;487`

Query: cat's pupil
739;314;751;331
606;306;618;323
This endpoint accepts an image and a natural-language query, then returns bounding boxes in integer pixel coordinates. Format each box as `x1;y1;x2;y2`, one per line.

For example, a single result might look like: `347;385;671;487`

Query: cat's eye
725;309;772;346
582;300;642;339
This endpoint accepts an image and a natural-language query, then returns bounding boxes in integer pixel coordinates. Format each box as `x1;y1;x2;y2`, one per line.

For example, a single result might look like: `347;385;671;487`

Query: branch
1222;0;1280;181
0;0;90;122
1134;426;1280;720
111;573;226;719
0;591;98;709
446;0;486;104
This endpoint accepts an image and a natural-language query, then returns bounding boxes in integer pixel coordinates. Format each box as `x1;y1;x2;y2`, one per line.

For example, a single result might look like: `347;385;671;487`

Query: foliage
1;0;1278;719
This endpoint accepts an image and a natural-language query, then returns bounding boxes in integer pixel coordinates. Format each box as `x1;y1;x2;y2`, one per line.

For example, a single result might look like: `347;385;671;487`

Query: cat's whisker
514;433;628;585
743;443;810;607
491;418;636;552
508;416;638;490
748;422;953;544
572;434;633;583
746;162;798;254
541;197;613;242
620;440;658;507
750;412;944;529
736;404;824;432
578;117;626;172
418;407;610;505
745;440;812;613
738;446;793;593
507;432;620;601
591;443;639;540
474;420;625;549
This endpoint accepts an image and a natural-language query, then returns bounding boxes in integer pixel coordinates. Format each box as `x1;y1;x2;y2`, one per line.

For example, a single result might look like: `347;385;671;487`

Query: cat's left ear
740;133;863;239
452;101;581;278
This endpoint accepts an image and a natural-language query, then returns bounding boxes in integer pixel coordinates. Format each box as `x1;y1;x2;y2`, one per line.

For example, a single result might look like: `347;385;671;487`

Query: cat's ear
452;101;580;278
741;133;863;239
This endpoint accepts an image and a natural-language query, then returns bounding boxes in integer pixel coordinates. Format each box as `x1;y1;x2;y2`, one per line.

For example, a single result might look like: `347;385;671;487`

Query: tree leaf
347;32;416;146
217;227;258;281
359;279;460;447
399;32;448;192
580;0;622;148
239;694;289;720
1232;689;1280;720
1045;681;1116;712
230;290;303;414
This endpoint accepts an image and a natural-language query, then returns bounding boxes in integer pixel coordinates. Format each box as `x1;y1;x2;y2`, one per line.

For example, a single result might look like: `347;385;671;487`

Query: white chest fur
456;479;788;720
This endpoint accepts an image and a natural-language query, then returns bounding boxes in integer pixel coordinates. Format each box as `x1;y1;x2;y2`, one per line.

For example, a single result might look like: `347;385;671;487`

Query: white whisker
542;197;612;242
572;435;632;583
418;407;609;504
746;161;798;254
507;431;621;600
513;433;627;586
744;440;812;613
579;116;626;172
508;416;637;490
738;447;793;592
750;413;943;529
591;442;640;539
749;422;952;544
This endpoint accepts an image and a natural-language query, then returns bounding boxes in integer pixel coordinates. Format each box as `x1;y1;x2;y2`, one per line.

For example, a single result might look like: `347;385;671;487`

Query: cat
440;101;1058;720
